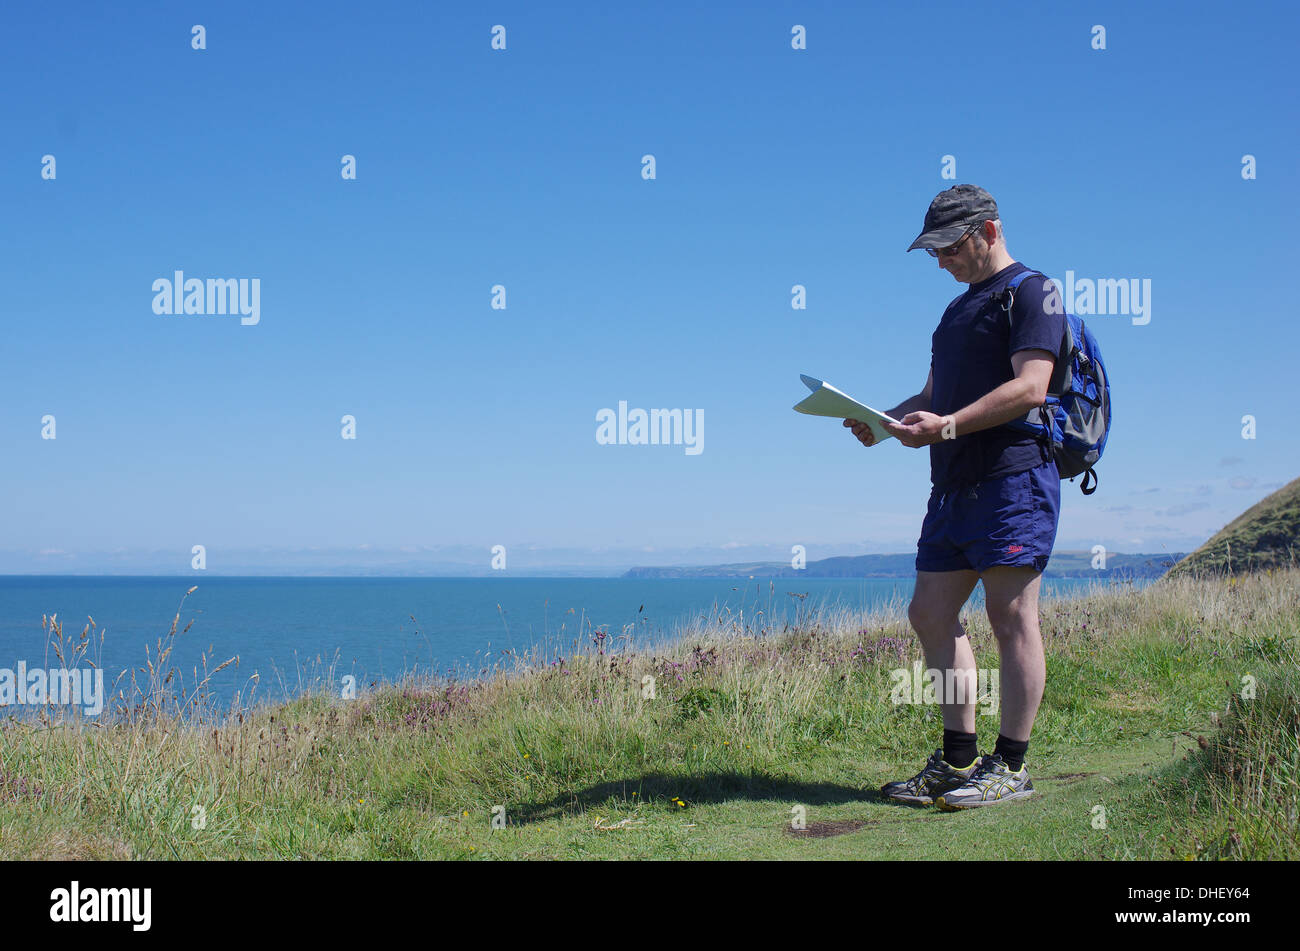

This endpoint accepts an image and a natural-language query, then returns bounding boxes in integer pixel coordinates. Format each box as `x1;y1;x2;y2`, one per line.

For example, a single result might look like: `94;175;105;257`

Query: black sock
993;735;1029;772
942;729;978;769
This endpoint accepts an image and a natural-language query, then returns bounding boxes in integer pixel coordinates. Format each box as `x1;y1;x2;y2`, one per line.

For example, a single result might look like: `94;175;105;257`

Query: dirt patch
1105;688;1160;713
786;819;872;838
25;830;135;861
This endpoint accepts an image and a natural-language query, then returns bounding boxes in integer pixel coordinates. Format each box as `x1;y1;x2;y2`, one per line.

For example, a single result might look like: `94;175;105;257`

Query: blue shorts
915;461;1061;574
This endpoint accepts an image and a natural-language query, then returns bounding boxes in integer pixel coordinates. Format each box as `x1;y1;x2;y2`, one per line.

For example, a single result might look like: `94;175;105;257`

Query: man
845;184;1066;810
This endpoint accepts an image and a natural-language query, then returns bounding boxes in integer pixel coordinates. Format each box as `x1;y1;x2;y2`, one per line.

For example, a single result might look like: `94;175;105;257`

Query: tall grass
1;567;1297;859
1151;631;1299;860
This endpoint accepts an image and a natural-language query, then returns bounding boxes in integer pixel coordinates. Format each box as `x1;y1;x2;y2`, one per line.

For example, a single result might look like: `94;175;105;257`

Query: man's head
907;184;1012;284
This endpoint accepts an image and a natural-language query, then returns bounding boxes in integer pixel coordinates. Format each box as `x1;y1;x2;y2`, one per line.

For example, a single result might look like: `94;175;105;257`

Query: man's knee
908;599;963;641
987;609;1039;643
982;567;1042;636
907;598;944;635
909;569;977;637
985;594;1040;640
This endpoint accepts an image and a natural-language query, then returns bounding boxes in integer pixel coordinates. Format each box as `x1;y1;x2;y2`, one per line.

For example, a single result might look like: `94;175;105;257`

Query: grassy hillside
1167;476;1300;577
2;569;1297;860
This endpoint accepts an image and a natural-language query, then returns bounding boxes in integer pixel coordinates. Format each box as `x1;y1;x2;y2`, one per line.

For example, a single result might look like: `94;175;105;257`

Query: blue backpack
998;270;1112;496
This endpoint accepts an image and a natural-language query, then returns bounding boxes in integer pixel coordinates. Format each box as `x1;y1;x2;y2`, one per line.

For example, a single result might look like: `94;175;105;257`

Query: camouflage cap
907;184;999;251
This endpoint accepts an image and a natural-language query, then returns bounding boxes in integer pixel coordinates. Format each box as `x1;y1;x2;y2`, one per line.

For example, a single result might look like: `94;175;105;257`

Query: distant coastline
623;550;1186;580
0;550;1185;581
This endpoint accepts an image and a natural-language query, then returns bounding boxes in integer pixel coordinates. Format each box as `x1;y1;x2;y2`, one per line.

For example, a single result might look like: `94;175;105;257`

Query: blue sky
2;0;1296;574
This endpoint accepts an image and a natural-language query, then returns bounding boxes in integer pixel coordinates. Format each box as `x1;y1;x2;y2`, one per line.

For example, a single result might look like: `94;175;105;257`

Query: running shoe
934;753;1035;810
880;748;982;805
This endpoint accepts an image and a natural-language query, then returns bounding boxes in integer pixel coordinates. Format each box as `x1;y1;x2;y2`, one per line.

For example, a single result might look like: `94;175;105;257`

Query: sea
0;575;1149;713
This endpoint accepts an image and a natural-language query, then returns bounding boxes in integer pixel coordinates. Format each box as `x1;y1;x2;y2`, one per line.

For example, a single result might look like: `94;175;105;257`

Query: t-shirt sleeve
1009;274;1066;358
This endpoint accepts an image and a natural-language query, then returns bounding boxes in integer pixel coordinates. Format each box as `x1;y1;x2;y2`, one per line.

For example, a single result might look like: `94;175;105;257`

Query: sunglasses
926;223;982;258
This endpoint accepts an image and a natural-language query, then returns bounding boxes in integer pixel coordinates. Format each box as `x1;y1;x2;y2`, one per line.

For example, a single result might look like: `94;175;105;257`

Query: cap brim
906;224;973;252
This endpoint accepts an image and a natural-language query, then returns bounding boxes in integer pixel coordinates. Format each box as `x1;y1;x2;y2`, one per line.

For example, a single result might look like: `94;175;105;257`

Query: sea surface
0;575;1149;713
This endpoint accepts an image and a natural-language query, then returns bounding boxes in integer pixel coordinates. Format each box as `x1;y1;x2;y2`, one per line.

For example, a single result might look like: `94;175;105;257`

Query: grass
1;569;1297;860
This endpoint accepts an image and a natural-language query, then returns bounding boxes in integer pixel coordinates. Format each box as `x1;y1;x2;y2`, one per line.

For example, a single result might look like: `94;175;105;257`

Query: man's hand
883;411;953;448
843;417;880;447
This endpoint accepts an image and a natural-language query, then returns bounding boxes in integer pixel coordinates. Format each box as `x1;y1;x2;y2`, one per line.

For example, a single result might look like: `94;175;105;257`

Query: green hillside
1167;476;1300;577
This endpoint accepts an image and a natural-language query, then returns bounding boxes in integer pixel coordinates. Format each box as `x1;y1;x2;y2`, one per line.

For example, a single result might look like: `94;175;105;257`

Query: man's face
936;221;992;283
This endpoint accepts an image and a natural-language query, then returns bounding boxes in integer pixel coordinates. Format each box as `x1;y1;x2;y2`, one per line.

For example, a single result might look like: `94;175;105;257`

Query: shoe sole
882;782;975;806
935;788;1035;812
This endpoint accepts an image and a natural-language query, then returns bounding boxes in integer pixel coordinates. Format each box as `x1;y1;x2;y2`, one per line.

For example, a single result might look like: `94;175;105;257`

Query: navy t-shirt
928;262;1066;491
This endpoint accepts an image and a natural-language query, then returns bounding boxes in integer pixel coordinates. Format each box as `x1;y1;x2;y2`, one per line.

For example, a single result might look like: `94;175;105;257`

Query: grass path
393;728;1208;861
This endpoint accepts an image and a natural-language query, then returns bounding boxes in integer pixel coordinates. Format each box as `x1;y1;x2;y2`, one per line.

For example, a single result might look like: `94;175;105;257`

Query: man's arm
844;368;931;447
948;350;1052;436
886;368;933;420
884;351;1054;448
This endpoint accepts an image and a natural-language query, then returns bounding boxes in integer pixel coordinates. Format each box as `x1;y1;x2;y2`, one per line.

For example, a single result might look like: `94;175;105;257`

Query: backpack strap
994;268;1037;314
997;269;1071;396
1006;269;1037;294
994;269;1056;462
1079;467;1098;495
996;267;1042;320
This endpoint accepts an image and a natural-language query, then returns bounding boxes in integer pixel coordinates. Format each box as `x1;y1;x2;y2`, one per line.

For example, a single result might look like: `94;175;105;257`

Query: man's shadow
506;771;898;825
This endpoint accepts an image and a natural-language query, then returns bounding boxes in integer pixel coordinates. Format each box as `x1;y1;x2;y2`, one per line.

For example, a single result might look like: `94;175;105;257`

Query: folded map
792;374;900;444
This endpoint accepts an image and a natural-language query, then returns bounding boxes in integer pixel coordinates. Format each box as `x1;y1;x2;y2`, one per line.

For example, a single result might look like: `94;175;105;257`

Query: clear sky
2;0;1296;574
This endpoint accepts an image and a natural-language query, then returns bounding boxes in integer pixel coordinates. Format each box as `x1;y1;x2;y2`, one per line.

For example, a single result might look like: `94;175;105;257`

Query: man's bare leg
979;565;1046;741
929;565;1044;809
908;569;980;732
879;567;986;803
